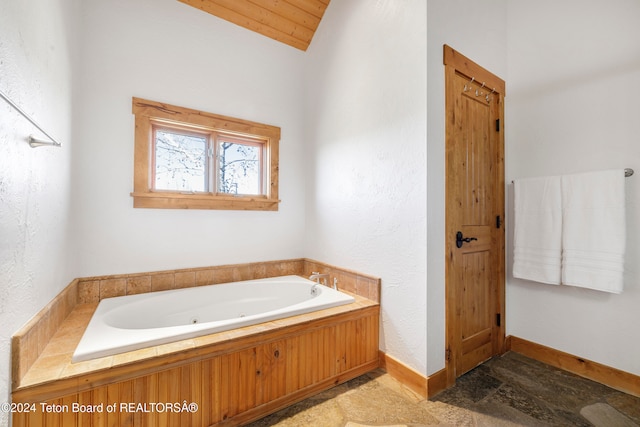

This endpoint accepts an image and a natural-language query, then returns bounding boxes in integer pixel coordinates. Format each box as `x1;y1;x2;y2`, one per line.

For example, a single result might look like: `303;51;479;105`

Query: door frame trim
443;44;506;386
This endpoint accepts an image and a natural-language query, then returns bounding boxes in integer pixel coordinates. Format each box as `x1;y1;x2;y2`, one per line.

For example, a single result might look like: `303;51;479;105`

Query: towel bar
512;169;634;184
0;89;62;147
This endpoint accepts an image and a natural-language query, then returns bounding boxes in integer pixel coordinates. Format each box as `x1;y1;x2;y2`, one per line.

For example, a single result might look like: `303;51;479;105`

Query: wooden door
444;45;506;384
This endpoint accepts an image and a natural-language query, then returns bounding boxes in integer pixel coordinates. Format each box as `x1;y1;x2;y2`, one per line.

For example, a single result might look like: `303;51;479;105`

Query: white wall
0;0;78;422
5;3;637;414
70;0;308;277
506;0;640;376
304;0;428;374
426;0;508;375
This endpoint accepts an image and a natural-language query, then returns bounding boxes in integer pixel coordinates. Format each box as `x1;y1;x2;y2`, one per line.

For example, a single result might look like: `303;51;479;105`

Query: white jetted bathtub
72;275;355;363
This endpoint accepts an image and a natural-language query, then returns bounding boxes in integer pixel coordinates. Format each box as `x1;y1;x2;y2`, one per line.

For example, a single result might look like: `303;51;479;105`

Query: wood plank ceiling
178;0;331;51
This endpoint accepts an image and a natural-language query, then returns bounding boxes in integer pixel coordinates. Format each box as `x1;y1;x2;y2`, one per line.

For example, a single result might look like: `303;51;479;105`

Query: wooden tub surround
12;259;380;427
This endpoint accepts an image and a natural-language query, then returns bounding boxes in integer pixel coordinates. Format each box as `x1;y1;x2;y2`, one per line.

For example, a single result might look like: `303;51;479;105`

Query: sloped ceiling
178;0;330;51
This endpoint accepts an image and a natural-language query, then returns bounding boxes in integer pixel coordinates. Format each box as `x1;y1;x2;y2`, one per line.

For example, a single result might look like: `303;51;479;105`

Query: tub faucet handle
309;272;329;286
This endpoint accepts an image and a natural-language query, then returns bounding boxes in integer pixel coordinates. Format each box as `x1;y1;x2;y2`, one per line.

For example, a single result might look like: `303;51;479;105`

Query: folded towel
561;170;626;293
513;176;563;285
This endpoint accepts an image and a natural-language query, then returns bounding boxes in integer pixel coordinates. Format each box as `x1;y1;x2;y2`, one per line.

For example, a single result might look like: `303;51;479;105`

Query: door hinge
496;215;502;229
445;347;451;362
496;119;500;132
496;313;501;327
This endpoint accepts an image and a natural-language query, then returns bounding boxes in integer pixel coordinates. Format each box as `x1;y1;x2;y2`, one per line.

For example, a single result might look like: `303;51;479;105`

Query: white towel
561;170;626;293
513;176;563;285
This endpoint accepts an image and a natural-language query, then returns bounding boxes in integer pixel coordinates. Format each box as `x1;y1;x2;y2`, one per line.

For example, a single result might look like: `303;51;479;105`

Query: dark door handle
456;231;477;248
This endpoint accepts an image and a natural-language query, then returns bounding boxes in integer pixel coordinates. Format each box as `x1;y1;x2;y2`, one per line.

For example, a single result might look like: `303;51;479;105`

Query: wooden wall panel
14;307;378;426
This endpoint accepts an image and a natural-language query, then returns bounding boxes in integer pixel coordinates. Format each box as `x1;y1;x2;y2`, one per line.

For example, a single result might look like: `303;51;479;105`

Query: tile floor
246;352;640;426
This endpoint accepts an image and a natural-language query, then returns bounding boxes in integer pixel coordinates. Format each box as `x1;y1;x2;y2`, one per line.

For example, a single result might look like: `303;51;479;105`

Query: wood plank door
444;45;506;385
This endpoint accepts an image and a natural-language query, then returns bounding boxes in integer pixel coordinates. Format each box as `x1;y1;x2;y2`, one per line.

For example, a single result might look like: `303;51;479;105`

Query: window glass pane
218;140;262;195
154;129;207;192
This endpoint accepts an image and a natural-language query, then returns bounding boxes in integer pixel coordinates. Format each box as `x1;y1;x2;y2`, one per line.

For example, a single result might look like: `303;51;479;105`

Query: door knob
456;231;477;248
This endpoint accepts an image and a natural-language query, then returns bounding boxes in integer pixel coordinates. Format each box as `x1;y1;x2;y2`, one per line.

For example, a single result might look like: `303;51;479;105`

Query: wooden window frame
131;97;280;211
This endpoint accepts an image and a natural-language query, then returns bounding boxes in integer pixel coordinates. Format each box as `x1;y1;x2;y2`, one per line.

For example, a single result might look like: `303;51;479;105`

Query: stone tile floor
246;352;640;426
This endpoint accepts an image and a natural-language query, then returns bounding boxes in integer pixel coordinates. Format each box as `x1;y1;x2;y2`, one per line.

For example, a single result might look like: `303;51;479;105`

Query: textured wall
505;0;640;376
70;0;307;277
304;0;428;374
9;0;637;403
0;1;78;423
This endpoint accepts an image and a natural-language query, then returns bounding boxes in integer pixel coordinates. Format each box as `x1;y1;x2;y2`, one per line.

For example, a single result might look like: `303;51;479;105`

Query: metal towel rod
0;89;62;148
512;168;634;184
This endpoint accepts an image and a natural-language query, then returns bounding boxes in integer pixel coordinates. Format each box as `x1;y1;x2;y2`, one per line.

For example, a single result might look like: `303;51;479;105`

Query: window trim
131;97;280;211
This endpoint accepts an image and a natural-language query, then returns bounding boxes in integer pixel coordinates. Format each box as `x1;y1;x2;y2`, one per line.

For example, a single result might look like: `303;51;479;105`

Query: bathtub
72;275;355;363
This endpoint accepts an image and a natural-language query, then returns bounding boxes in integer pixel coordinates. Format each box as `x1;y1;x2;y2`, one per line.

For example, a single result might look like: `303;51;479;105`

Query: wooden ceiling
178;0;331;51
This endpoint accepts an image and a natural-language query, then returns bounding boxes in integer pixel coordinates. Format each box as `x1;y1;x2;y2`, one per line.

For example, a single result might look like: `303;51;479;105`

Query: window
132;98;280;210
151;124;266;195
